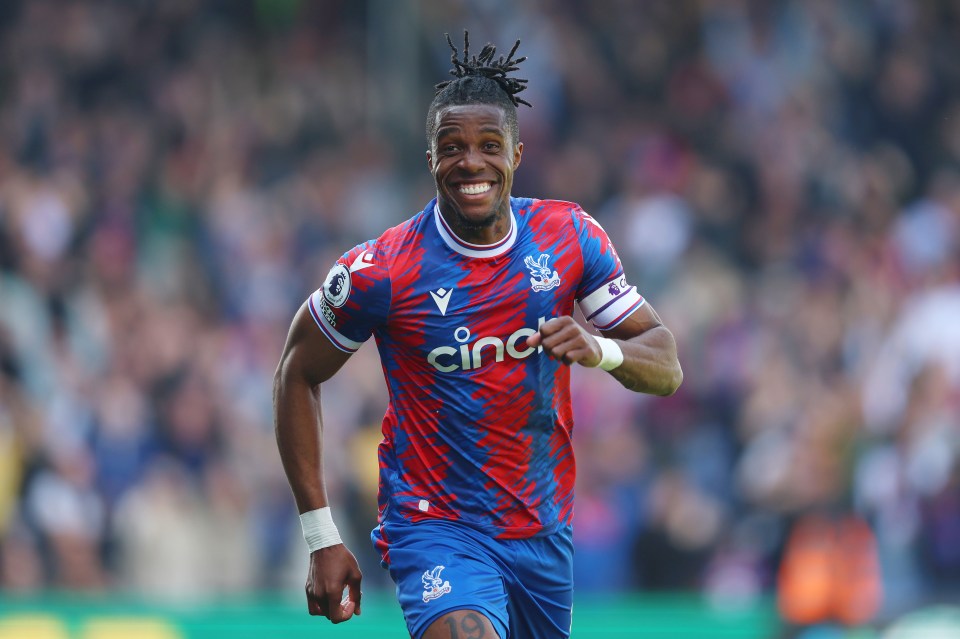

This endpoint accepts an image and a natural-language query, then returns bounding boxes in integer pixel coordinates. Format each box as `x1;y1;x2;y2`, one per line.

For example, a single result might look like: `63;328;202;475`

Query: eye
484;142;501;151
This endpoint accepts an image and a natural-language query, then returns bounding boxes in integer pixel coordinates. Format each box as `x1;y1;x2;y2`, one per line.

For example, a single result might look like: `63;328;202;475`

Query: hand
527;317;602;367
305;544;363;623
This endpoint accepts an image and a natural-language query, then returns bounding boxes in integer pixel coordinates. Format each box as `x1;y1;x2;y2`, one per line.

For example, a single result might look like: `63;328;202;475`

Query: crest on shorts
322;263;351;308
524;254;561;292
421;565;452;602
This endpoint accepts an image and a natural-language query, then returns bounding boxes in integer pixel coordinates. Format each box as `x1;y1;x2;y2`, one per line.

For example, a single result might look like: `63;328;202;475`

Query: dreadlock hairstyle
426;30;532;147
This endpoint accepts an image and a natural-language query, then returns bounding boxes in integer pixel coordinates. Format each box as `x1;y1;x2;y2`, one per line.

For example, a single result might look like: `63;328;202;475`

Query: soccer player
274;32;683;639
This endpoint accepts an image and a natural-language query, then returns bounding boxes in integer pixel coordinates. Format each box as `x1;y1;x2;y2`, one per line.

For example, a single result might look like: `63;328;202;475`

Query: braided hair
426;31;531;147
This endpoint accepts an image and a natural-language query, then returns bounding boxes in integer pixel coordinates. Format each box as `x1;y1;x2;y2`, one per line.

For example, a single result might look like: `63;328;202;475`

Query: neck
437;200;512;246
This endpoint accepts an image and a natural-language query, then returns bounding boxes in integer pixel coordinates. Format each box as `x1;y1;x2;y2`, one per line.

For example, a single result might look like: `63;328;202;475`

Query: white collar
433;202;517;258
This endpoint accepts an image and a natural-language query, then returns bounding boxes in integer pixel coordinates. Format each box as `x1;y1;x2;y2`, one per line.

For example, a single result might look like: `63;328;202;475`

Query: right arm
274;301;361;623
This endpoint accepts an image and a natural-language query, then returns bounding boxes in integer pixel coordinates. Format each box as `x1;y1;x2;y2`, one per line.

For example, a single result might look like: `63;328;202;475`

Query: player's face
427;104;523;241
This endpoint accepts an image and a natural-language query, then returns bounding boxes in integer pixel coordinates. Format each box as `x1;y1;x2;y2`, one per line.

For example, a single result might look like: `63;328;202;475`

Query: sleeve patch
308;291;363;353
322;263;352;308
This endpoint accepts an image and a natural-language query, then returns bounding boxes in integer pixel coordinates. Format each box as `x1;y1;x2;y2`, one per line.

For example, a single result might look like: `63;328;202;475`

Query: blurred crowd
0;0;959;628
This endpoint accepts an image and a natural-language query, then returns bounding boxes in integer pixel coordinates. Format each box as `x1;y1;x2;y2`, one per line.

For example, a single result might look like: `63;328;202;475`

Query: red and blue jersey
308;197;644;556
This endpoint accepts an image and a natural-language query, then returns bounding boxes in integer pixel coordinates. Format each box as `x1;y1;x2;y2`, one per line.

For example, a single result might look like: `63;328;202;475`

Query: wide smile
452;181;496;201
459;182;492;195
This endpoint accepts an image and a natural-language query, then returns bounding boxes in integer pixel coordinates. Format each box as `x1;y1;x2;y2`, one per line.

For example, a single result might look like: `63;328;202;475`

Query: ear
426;149;434;171
513;141;523;169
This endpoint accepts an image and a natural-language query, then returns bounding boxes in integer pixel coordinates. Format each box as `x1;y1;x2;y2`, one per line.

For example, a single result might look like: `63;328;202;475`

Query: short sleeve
307;241;391;353
572;208;645;331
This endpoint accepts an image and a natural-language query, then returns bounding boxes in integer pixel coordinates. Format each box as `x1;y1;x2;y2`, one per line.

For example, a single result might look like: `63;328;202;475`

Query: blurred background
1;0;959;637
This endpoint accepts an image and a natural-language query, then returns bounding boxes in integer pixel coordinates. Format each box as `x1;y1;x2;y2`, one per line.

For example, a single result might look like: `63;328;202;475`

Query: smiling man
430;103;518;236
274;32;683;639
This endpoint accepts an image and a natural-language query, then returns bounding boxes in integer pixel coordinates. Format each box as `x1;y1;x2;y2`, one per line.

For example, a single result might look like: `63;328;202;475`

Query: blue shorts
375;519;573;639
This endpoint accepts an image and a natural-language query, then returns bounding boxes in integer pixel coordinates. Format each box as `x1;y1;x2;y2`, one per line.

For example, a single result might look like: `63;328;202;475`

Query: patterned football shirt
307;197;644;558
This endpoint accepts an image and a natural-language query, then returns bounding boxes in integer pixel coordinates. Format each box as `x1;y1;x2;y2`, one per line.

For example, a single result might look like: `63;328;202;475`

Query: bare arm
599;301;683;395
275;302;351;511
527;302;682;396
274;302;362;622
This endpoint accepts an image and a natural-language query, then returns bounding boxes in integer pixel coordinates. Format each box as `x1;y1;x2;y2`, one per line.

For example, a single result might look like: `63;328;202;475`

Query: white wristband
594;337;624;371
300;507;342;553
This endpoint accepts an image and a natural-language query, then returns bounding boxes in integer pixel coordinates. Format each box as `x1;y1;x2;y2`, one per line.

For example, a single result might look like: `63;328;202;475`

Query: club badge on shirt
524;253;561;292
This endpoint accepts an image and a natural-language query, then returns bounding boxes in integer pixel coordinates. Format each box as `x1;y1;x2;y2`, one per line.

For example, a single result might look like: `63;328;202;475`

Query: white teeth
459;183;492;195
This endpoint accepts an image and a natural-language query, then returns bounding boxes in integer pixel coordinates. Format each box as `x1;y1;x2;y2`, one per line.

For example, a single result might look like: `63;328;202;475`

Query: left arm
527;302;682;396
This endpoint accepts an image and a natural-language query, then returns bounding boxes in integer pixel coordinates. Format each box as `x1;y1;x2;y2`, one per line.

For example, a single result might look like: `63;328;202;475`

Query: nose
458;146;485;172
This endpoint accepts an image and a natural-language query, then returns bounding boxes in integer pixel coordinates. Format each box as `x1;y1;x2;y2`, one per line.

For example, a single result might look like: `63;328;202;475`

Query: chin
460;195;511;225
458;208;499;230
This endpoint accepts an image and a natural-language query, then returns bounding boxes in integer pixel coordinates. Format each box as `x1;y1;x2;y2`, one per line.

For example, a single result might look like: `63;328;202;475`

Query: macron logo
430;288;453;315
350;251;375;272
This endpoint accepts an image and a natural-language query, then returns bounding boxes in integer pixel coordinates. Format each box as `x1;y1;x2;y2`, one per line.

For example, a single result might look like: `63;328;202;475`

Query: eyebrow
435;126;460;139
